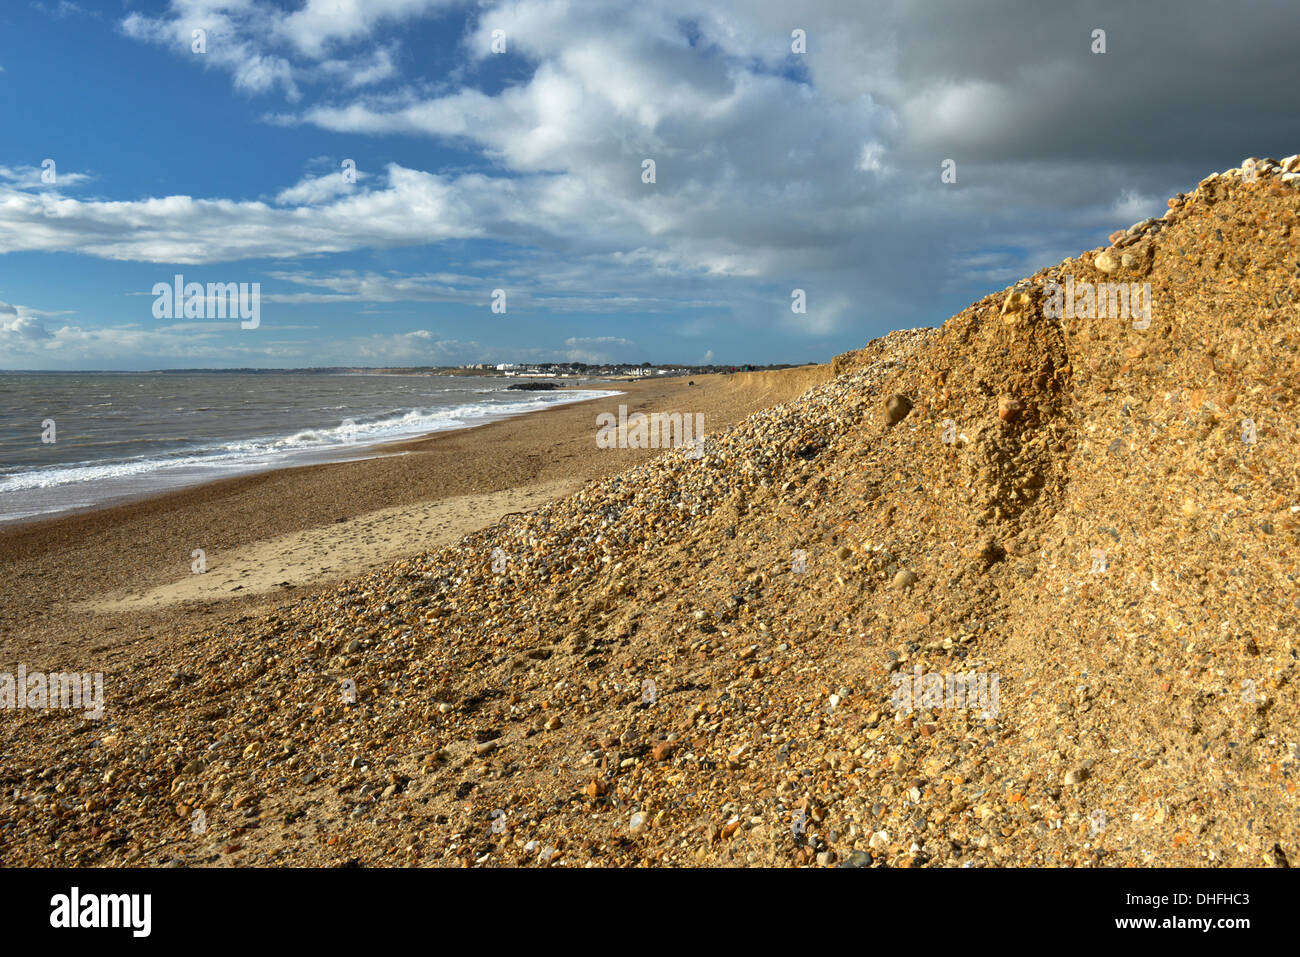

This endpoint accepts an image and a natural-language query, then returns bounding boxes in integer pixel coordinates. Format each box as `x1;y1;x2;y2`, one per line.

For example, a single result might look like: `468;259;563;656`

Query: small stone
1094;251;1119;273
1064;767;1088;786
891;569;918;590
629;811;646;835
345;639;362;653
884;394;913;426
544;716;563;730
651;741;675;762
997;395;1023;423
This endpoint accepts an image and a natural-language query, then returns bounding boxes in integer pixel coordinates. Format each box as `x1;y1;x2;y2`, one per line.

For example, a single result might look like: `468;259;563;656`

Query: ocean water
0;372;618;525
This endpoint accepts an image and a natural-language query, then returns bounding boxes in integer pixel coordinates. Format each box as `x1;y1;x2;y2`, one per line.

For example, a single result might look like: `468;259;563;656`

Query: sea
0;372;619;525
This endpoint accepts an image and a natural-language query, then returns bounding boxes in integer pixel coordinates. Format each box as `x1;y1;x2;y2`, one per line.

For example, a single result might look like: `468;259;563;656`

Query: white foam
0;390;619;500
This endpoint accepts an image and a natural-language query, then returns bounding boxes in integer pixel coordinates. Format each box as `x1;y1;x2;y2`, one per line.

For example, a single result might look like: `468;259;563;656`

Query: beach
2;159;1297;870
0;367;829;671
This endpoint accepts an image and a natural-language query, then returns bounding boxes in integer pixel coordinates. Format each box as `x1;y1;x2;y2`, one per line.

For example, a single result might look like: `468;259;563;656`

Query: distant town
145;362;814;377
459;361;809;378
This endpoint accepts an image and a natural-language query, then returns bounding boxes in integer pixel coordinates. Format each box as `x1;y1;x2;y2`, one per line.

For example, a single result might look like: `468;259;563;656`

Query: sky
1;0;1298;370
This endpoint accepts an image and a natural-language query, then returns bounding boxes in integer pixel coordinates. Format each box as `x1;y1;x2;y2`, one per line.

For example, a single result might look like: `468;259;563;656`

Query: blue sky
1;0;1298;370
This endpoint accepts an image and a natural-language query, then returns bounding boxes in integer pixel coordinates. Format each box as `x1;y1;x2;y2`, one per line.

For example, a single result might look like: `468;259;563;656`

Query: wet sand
0;367;829;671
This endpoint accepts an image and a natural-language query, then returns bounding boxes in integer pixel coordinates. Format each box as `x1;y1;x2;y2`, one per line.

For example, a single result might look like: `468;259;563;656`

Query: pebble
884;394;913;426
891;570;918;590
997;395;1023;423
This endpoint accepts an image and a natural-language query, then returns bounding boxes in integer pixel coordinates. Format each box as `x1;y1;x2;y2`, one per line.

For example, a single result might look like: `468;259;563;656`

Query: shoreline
0;366;830;670
0;381;625;530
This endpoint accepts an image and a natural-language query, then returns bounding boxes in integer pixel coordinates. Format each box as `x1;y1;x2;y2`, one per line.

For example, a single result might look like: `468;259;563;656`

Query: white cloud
0;164;92;189
24;0;1290;357
0;301;55;341
1110;188;1165;225
562;335;639;363
0;164;482;262
565;335;636;348
278;0;459;57
0;296;483;368
118;0;461;100
274;168;369;205
33;1;98;19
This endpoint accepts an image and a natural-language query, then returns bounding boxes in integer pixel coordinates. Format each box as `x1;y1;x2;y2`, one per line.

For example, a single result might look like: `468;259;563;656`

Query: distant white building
496;363;521;371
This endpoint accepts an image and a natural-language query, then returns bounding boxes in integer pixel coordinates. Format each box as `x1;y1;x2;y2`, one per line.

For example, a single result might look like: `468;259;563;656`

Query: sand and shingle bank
2;158;1299;867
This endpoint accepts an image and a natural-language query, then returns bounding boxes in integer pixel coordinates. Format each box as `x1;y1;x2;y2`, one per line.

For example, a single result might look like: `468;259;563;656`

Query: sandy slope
80;480;579;612
3;158;1300;870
